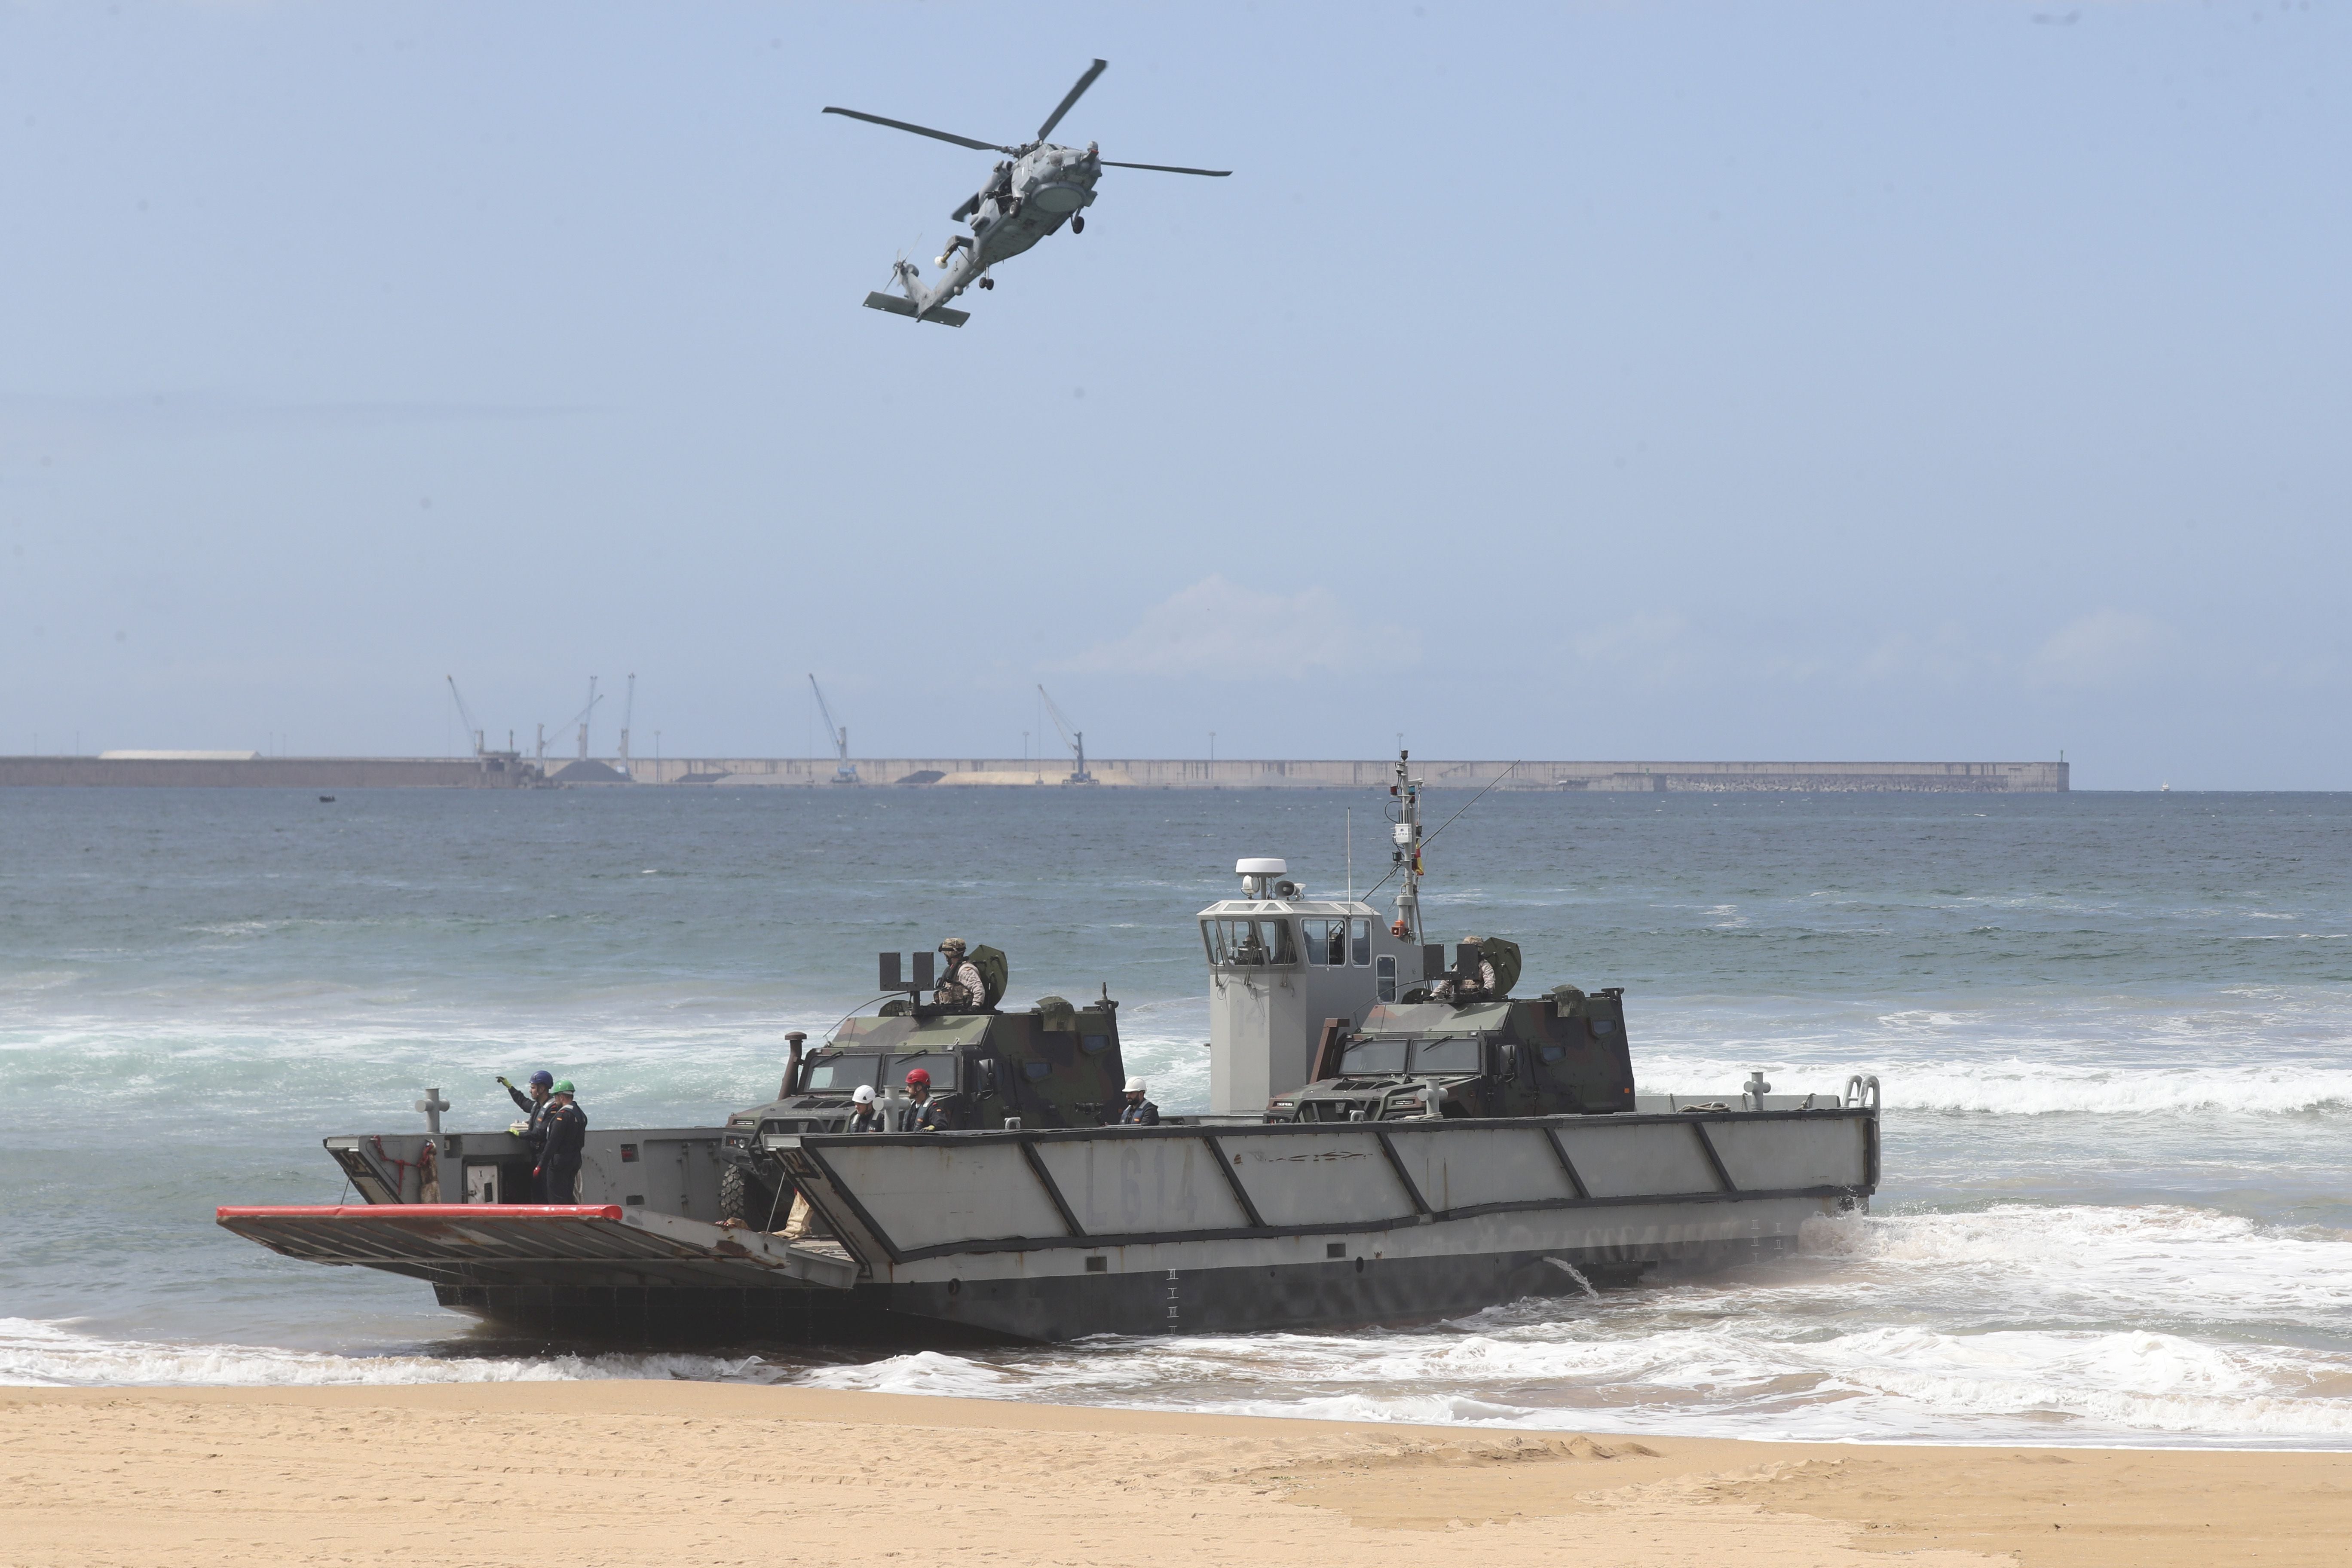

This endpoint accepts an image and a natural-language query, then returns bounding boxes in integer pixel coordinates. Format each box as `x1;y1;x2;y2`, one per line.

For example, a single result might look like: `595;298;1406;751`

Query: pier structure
0;755;2066;792
630;758;2069;792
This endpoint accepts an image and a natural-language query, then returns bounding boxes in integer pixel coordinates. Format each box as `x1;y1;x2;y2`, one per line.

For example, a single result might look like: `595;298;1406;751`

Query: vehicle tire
719;1162;781;1228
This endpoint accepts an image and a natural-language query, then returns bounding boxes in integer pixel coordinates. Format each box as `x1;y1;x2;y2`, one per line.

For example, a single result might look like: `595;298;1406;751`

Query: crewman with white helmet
1118;1076;1160;1126
784;1084;891;1239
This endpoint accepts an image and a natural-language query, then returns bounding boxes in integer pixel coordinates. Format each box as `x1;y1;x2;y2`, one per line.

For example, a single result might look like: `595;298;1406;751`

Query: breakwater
0;756;535;788
0;756;2068;791
642;757;2070;791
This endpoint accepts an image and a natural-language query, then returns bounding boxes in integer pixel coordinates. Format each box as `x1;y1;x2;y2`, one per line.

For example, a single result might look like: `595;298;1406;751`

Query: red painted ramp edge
217;1204;625;1222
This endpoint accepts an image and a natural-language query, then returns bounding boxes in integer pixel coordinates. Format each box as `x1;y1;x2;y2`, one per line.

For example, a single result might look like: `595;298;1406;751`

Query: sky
0;2;2343;788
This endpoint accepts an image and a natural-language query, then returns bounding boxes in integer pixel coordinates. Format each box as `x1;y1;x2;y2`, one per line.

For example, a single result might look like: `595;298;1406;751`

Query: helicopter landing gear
1071;214;1085;234
978;276;995;290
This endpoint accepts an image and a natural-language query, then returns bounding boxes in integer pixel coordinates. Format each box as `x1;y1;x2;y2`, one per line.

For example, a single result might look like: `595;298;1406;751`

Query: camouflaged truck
1264;937;1638;1123
716;944;1128;1225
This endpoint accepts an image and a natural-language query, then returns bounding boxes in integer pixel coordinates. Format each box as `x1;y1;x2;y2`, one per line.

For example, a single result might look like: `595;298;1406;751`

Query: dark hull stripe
430;1231;1806;1345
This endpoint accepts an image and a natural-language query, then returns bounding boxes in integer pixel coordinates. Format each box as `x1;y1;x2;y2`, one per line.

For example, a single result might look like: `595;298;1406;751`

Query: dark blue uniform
903;1095;957;1132
539;1101;588;1203
504;1084;554;1197
1119;1098;1161;1126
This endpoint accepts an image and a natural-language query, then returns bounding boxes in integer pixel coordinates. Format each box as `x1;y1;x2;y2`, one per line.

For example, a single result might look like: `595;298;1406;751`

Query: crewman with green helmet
536;1080;588;1204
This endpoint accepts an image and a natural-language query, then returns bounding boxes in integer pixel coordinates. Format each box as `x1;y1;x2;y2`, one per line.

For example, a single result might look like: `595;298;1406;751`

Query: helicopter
824;59;1229;327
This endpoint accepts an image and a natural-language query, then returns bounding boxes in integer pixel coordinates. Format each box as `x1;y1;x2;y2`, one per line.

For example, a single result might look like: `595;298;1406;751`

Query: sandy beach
1;1384;2343;1568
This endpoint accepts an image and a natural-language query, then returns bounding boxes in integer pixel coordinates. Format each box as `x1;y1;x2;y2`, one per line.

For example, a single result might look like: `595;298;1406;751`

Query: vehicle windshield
889;1053;959;1091
1336;1038;1408;1075
1411;1037;1482;1073
1333;1036;1483;1077
801;1053;882;1093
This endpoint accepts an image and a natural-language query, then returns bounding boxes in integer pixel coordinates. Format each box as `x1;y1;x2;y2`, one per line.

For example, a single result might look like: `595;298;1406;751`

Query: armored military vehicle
716;943;1127;1225
1267;939;1638;1123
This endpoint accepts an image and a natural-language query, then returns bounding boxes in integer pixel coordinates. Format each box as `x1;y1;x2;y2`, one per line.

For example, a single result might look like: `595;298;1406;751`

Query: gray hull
228;1107;1874;1344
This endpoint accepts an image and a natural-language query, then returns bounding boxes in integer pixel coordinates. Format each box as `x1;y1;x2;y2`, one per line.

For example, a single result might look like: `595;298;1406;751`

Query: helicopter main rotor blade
1099;160;1232;177
821;107;1013;154
1037;59;1108;142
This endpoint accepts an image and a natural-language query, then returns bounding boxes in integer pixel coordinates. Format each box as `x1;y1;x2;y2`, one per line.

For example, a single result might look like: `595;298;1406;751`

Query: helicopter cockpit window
1203;919;1297;967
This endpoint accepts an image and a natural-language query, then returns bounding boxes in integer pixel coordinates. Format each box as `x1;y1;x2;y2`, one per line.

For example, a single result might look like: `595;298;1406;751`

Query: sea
3;784;2348;1448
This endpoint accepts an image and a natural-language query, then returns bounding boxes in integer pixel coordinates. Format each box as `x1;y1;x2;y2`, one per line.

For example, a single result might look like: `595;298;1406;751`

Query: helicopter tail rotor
861;251;969;327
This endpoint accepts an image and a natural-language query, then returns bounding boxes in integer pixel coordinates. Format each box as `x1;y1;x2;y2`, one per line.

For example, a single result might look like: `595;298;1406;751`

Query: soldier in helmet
933;938;988;1012
1432;937;1499;1004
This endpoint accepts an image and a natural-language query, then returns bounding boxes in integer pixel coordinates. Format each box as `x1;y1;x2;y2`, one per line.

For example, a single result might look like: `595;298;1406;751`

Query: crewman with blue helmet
495;1069;558;1197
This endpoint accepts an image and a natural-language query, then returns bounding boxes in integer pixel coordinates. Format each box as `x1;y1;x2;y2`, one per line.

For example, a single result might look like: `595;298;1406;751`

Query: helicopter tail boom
861;291;969;327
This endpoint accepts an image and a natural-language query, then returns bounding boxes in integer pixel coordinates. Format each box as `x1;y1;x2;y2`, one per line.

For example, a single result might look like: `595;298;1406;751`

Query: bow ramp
215;1204;859;1293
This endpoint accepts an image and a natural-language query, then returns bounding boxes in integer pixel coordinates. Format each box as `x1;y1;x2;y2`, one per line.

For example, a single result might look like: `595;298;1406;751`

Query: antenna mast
1389;749;1423;942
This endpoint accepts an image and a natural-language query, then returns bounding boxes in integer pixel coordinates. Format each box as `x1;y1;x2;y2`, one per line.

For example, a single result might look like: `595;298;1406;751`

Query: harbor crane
445;677;521;761
444;676;485;757
576;677;600;761
808;675;857;784
1036;684;1095;785
538;679;603;762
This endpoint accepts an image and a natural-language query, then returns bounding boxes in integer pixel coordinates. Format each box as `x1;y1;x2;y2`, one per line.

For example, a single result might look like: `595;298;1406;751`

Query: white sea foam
787;1205;2352;1446
0;1318;773;1389
1637;1051;2352;1116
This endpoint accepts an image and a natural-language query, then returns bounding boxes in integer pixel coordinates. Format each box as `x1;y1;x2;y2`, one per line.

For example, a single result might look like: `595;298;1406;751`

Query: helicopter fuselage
898;142;1102;320
838;59;1226;326
971;142;1101;263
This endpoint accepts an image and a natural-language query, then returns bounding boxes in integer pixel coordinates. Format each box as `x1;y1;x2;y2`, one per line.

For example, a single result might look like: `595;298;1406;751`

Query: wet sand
2;1383;2344;1567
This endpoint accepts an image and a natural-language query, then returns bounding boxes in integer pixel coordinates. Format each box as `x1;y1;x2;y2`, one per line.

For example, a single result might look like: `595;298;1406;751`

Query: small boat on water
220;754;1881;1344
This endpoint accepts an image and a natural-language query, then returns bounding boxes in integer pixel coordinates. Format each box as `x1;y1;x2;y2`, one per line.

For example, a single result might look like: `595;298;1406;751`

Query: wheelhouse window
1351;918;1372;965
1301;918;1348;967
1375;953;1397;1002
1202;918;1298;967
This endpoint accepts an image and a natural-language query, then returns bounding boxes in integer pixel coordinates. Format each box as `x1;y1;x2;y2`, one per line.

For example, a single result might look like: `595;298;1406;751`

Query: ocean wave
790;1204;2352;1444
1638;1051;2352;1115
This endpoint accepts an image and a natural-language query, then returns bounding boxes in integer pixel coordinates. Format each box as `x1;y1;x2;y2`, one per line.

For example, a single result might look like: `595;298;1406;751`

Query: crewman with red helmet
900;1067;958;1132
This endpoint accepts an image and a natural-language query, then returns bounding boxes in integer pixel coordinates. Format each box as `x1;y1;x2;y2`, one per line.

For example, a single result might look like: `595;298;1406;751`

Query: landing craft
824;58;1230;327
